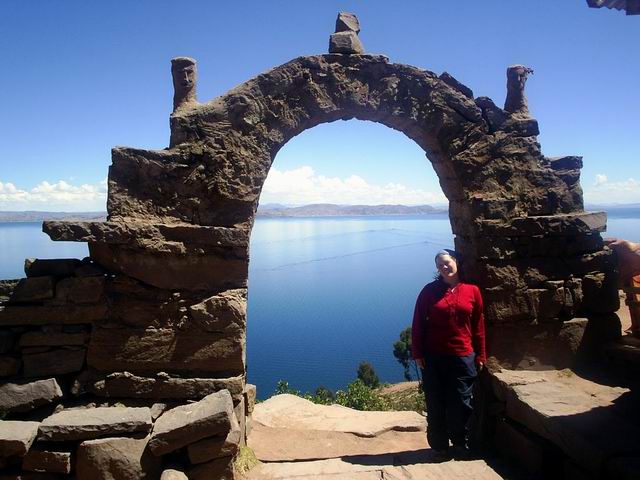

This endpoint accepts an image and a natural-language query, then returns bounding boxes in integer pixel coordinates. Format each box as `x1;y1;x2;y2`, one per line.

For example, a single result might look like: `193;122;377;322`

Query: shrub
335;379;389;411
357;361;380;388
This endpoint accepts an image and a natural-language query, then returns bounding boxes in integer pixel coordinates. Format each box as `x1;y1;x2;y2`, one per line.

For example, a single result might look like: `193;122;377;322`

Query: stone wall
0;258;254;478
0;17;621;477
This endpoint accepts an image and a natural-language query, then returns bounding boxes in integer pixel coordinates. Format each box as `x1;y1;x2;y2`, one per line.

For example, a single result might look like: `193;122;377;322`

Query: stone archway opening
247;118;453;397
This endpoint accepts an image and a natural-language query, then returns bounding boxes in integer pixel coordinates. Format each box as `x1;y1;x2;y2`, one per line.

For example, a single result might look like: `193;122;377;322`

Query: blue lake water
0;210;638;399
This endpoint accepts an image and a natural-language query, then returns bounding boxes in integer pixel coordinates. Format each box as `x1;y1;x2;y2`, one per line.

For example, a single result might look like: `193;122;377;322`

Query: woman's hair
434;248;458;262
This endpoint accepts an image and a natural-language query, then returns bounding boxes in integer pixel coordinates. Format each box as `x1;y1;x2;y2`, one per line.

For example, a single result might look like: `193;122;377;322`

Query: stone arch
45;52;616;376
34;51;619;478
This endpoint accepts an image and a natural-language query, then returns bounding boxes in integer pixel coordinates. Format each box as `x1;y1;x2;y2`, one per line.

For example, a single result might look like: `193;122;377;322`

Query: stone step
246;455;504;480
249;424;427;462
491;369;640;477
252;394;424;437
246;394;506;480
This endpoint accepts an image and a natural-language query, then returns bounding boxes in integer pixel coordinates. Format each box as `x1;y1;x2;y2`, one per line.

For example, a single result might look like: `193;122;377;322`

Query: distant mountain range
1;203;638;222
256;203;447;217
0;211;107;222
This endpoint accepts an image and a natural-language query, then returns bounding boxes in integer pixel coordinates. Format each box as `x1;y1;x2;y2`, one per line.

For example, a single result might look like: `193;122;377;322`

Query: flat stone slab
43;221;248;248
88;371;244;401
0;421;40;457
19;332;87;347
38;407;152;441
23;348;85;377
187;411;241;464
249;424;427;462
10;277;54;303
0;304;107;326
148;390;234;456
477;212;607;237
252;394;425;437
246;455;503;480
492;369;640;475
0;378;63;413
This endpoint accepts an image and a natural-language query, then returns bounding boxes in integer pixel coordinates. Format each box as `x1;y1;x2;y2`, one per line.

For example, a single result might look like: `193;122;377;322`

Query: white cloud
260;166;446;205
0;179;107;211
594;174;608;186
584;174;640;205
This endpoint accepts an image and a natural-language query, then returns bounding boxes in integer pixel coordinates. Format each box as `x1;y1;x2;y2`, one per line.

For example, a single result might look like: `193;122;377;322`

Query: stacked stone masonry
0;12;622;479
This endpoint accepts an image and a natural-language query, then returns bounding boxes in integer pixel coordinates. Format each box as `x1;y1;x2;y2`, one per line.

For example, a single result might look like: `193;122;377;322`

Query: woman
411;249;486;460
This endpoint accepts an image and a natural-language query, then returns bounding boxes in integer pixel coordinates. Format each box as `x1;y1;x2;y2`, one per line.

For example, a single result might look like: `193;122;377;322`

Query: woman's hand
415;358;425;369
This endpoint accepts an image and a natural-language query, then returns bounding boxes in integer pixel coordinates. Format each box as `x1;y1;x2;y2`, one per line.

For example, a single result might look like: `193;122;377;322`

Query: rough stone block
566;249;615;277
88;327;245;376
0;421;40;457
148;390;234;456
25;259;80;278
0;356;20;377
87;371;244;401
329;31;364;54
160;470;188;480
495;370;640;475
0;304;107;326
23;449;71;474
487;319;588;370
477;212;607;237
74;262;108;277
475;96;507;132
76;435;160;480
548;156;583;171
482;264;526;289
38;407;152;441
503;116;540;136
187;457;234;480
189;289;246;333
335;12;360;33
187;412;241;464
0;279;19;303
581;272;619;314
23;348;85;377
0;379;63;413
19;332;86;348
526;287;565;321
44;221;249;248
9;278;54;303
89;243;248;291
439;72;473;99
244;384;256;415
494;419;547;475
483;287;531;323
54;277;104;304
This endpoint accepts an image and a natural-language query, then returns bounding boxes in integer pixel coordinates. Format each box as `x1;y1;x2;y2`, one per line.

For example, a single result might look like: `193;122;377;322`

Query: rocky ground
244;394;513;480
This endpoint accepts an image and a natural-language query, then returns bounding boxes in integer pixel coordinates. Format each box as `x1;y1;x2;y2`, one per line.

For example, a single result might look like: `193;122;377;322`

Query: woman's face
435;254;458;280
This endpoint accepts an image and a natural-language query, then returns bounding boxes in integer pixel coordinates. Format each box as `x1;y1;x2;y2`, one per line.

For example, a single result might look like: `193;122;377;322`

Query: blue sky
0;1;638;210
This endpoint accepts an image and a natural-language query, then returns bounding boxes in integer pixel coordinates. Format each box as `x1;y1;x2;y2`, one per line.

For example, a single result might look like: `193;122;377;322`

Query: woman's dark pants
421;352;477;450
